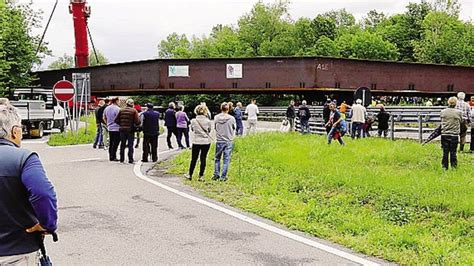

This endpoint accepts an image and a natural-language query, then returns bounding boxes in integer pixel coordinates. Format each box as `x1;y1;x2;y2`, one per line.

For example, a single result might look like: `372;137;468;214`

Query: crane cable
35;0;58;56
87;24;99;64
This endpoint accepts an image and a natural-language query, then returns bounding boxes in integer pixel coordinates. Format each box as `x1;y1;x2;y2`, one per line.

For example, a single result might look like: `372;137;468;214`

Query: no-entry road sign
53;80;75;102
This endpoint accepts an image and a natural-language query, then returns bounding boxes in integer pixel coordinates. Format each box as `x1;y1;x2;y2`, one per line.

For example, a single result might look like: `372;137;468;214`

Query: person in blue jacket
164;102;179;149
0;104;58;264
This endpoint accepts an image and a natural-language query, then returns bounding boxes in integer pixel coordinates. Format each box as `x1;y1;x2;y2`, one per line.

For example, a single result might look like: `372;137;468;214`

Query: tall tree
157;33;192;59
0;0;46;95
336;31;399;60
363;10;387;30
48;50;109;70
293;18;316;55
323;8;356;35
413;12;473;65
210;25;248;57
311;15;337;40
310;36;341;57
259;22;297;56
431;0;461;17
48;54;74;70
237;0;291;56
376;1;432;61
89;50;109;66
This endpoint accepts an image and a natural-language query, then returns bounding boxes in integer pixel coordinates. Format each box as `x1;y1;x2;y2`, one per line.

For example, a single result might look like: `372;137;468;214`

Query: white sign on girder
226;64;243;79
168;65;189;77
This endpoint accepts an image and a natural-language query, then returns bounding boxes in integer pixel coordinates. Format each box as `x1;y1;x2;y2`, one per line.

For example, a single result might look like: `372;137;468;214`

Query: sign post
53;80;75;133
73;73;91;134
53;80;75;102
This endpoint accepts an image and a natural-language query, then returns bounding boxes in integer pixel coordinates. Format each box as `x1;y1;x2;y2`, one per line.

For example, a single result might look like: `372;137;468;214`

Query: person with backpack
298;100;311;134
326;102;345;145
185;104;212;181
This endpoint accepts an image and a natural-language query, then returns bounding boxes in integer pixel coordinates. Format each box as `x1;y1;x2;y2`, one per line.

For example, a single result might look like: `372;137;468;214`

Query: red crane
69;0;90;68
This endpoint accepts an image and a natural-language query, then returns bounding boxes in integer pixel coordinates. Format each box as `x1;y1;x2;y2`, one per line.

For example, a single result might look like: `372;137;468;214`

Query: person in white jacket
350;99;366;139
245;99;259;134
186;104;212;181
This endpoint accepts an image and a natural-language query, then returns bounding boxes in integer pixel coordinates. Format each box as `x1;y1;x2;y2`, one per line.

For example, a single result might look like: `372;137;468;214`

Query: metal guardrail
247;106;470;142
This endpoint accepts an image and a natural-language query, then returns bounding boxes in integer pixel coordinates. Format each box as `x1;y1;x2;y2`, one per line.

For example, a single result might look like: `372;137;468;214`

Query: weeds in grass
48;115;96;146
168;132;473;264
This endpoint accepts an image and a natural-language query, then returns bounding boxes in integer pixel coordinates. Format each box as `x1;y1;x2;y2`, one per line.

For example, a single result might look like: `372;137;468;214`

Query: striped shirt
455;100;472;120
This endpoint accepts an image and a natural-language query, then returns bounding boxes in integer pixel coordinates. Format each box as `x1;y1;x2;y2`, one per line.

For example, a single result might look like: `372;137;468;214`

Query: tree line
1;0;472;102
158;0;473;66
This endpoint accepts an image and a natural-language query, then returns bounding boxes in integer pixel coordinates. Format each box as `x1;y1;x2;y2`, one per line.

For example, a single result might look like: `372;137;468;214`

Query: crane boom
69;0;90;68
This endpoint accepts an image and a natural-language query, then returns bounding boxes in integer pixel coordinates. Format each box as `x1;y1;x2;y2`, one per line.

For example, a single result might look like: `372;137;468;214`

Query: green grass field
48;115;96;146
167;132;473;265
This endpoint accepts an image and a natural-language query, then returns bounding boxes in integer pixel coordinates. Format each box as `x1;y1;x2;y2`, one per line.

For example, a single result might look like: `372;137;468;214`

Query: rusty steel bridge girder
33;56;474;97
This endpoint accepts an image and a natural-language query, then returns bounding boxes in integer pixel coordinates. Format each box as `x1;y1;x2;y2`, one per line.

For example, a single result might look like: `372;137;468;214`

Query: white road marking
133;161;380;266
70;157;102;162
33;134;378;264
48;144;92;149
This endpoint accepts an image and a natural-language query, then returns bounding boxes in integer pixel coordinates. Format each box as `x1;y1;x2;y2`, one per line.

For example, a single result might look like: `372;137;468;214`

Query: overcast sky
24;0;473;70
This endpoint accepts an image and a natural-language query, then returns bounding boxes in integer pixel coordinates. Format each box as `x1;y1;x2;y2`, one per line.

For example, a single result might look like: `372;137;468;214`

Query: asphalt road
21;122;385;265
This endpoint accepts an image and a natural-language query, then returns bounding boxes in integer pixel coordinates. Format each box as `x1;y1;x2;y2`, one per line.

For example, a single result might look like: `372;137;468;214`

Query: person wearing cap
455;92;472;152
141;103;160;162
440;97;463;169
114;98;140;164
350;99;366;139
0;104;57;264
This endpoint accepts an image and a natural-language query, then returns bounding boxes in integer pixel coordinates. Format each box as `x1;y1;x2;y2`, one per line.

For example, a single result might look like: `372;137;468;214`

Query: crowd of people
284;97;390;146
93;97;160;164
91;98;262;181
0;90;472;263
